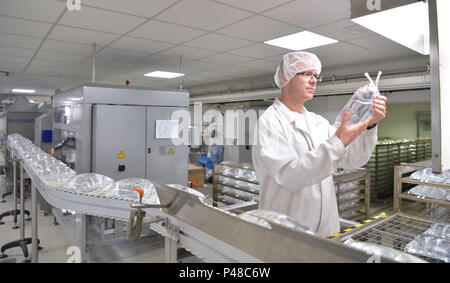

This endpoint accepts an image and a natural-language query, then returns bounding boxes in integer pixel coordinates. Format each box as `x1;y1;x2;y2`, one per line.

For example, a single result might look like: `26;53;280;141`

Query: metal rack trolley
213;162;371;221
393;160;450;219
331;212;442;263
364;139;432;200
327;160;449;263
333;168;371;221
213;162;258;207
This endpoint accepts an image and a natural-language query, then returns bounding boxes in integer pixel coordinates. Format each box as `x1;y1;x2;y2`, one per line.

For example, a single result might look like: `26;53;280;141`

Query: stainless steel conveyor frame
7;136;399;263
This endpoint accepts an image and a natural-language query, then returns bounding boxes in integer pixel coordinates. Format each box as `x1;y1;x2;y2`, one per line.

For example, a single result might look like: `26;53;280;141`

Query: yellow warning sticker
331;233;341;237
168;148;174;154
354;224;363;228
343;228;353;232
117;150;126;159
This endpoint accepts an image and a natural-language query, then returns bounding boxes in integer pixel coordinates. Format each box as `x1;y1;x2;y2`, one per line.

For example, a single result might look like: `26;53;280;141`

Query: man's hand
367;95;387;127
335;112;370;147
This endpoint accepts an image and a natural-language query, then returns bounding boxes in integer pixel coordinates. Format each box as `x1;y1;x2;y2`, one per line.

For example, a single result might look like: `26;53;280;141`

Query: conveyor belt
7;135;408;263
24;161;163;222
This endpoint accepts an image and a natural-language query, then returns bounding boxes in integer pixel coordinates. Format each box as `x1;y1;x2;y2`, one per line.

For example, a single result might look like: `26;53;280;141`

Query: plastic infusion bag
334;71;382;127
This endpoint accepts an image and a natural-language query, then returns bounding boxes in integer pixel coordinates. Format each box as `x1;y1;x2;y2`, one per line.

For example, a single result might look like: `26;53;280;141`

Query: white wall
305;89;430;124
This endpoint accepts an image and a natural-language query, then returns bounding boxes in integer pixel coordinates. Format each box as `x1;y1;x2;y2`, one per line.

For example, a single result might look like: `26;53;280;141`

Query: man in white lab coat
252;51;387;237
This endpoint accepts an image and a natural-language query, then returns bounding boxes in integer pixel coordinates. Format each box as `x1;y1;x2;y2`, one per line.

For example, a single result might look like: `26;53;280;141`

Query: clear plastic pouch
425;223;450;240
239;209;314;234
103;178;160;204
222;167;242;177
334;71;382;127
218;175;239;187
404;233;450;263
29;157;57;171
221;195;245;204
219;186;257;201
235;180;260;193
239;213;272;229
60;173;114;194
344;238;426;263
408;185;449;201
166;184;204;198
240;169;257;182
40;162;76;180
409;168;450;184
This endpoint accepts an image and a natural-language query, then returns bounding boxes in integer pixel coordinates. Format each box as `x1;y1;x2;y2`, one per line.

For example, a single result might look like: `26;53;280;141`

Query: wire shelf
338;213;443;263
418;205;450;224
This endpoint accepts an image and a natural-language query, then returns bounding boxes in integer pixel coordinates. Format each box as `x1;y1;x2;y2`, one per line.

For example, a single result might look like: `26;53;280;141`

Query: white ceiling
0;0;428;98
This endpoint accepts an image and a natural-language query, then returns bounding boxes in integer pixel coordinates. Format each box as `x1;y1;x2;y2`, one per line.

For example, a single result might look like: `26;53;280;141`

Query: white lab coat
252;99;377;237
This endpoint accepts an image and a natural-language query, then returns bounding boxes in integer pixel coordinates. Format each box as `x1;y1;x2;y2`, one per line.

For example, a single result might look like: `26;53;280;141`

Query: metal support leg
75;214;87;262
1;160;11;203
0;161;39;262
20;162;25;243
31;181;38;263
0;159;30;226
19;161;31;263
12;159;18;229
165;237;178;263
164;220;180;263
393;166;401;213
0;172;11;202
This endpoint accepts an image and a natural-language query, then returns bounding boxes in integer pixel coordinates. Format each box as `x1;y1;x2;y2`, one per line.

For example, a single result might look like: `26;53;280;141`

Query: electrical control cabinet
52;83;189;185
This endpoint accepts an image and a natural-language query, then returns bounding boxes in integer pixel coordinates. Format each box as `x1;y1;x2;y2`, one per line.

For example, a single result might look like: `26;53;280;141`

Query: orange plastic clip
134;188;144;202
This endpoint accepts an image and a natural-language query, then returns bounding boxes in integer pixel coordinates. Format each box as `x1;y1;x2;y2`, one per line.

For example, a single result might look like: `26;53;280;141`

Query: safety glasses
296;72;322;82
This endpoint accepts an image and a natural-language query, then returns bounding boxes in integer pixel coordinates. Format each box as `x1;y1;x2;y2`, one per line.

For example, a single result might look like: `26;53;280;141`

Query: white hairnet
274;51;322;89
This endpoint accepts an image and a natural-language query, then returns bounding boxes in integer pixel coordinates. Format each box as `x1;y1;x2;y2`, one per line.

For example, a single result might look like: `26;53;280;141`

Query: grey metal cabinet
146;106;188;185
53;83;189;185
92;104;147;180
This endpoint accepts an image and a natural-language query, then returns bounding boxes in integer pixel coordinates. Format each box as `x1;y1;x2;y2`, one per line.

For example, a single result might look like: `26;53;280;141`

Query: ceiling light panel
12;88;36;93
264;31;338;51
351;2;429;55
144;71;184;79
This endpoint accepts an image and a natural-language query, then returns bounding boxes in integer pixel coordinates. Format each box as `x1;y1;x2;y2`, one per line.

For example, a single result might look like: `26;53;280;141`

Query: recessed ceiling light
264;31;338;51
352;2;429;55
144;71;185;79
11;88;36;94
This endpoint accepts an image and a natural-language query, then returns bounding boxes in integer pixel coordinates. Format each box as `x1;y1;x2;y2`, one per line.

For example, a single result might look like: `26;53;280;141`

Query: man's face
284;69;319;102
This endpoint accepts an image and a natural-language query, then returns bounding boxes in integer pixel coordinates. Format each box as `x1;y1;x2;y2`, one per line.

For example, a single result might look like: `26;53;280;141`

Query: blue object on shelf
198;155;211;166
207;145;224;164
42;130;52;143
